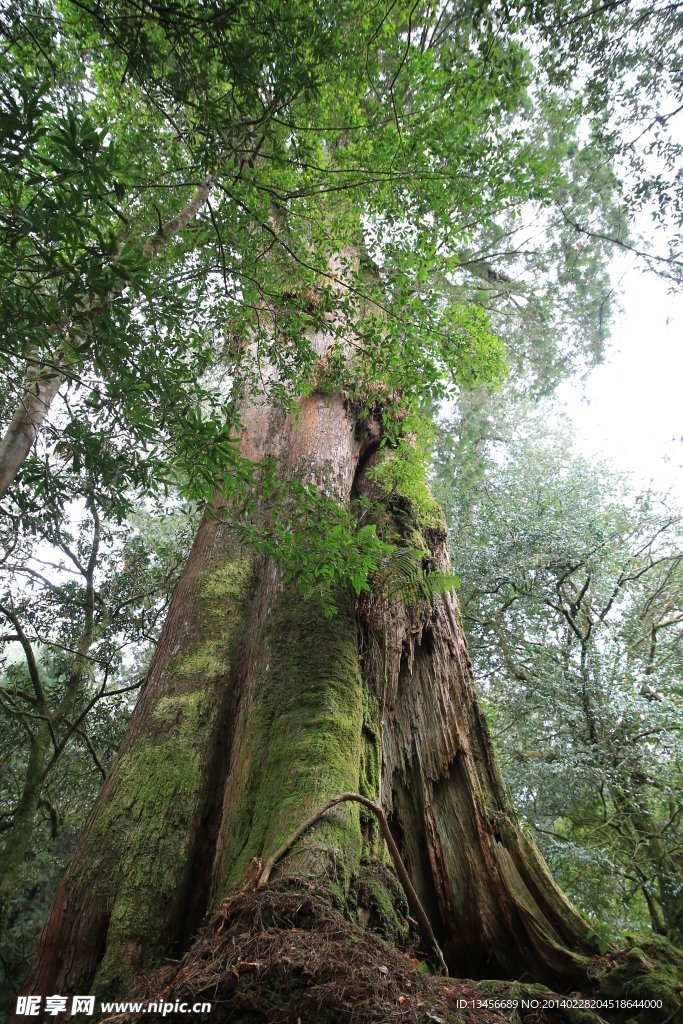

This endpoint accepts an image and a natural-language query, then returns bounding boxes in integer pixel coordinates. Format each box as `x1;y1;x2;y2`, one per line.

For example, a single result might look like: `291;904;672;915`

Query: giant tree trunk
353;454;596;985
18;388;599;1011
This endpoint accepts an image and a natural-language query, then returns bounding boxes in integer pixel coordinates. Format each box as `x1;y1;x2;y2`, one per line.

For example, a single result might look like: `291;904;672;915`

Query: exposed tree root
99;882;678;1024
258;790;448;975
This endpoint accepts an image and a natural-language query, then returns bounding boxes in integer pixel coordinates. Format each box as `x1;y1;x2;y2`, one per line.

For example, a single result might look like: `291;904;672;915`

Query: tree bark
0;725;52;938
0;368;63;499
17;391;600;1012
353;454;598;986
19;390;371;999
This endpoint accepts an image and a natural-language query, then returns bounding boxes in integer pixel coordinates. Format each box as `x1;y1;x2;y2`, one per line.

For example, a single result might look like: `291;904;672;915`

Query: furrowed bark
355;451;599;987
0;183;210;501
19;512;257;998
208;391;370;907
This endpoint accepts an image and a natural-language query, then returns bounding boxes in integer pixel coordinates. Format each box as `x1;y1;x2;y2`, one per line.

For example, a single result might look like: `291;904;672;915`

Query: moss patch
594;935;683;1024
170;558;255;684
84;554;255;997
214;584;365;899
358;680;383;856
353;862;410;945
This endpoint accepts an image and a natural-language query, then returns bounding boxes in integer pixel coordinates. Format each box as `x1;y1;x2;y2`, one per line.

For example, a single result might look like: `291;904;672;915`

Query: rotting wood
353;452;599;985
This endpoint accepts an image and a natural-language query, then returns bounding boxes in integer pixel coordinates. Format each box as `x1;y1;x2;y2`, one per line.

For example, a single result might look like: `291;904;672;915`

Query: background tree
435;424;683;948
0;477;197;1008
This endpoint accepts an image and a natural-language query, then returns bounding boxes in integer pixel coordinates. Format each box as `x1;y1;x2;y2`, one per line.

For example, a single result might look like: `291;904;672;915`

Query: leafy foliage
2;0;683;997
0;494;197;1005
529;0;683;282
369;547;456;606
435;423;683;942
2;0;569;612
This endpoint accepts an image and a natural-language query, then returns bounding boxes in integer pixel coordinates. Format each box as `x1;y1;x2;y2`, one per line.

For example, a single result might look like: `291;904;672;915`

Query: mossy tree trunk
354;454;598;987
0;723;52;938
19;391;600;1010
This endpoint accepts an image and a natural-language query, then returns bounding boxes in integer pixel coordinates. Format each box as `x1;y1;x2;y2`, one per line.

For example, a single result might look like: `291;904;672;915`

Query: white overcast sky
556;253;683;502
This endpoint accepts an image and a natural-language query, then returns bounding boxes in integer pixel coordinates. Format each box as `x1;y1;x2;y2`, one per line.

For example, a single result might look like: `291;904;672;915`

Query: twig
257;791;448;975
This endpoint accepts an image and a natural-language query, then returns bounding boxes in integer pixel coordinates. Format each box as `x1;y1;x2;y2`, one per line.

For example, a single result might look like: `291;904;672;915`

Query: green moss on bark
358;682;382;856
91;691;213;993
169;558;255;684
0;725;50;939
355;863;410;944
85;555;255;997
213;583;365;901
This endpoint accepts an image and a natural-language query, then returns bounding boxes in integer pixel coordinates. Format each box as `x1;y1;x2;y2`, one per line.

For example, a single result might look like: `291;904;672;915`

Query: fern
371;548;458;607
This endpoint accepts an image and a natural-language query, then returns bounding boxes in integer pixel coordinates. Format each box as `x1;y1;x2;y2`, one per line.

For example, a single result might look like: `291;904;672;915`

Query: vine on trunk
257;790;448;975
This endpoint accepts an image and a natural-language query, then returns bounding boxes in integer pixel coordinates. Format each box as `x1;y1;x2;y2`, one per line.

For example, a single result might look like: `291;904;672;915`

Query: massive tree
3;0;683;1017
20;391;600;1001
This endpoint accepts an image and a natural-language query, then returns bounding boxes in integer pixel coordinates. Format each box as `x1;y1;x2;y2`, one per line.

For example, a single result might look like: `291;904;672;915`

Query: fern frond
371;548;456;606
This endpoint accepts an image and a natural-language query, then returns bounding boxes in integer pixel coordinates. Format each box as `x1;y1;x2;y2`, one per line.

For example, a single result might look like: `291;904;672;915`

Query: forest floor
103;878;682;1024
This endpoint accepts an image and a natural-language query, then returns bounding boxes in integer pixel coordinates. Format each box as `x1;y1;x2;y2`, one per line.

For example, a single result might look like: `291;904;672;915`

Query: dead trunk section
353;454;598;987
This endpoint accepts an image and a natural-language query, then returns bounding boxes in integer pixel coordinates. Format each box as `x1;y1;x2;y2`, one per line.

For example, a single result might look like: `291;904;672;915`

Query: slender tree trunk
621;799;683;942
0;725;51;937
0;505;98;937
0;369;63;499
16;384;601;1013
0;183;209;501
